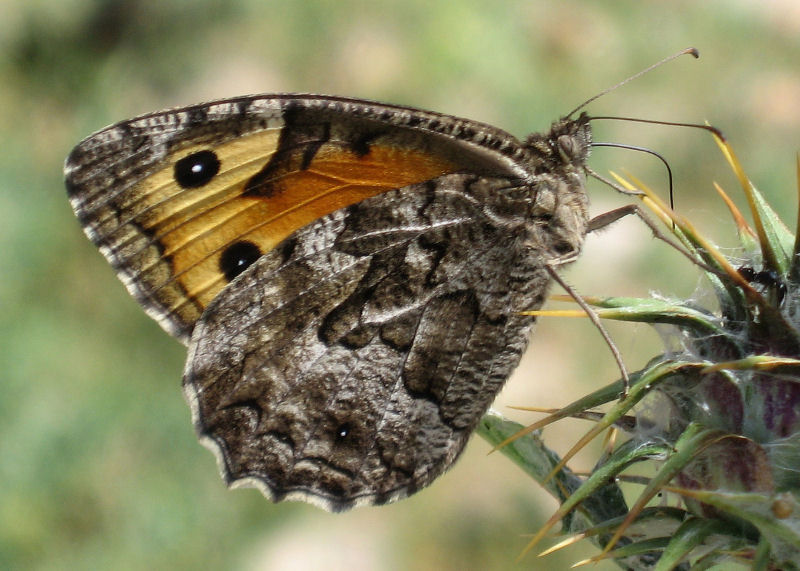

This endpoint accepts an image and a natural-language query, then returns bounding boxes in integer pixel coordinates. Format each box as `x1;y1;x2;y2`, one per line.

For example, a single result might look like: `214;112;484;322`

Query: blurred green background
2;1;799;569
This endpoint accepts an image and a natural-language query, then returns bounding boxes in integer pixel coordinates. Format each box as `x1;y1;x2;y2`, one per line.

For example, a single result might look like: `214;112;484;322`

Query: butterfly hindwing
184;174;555;510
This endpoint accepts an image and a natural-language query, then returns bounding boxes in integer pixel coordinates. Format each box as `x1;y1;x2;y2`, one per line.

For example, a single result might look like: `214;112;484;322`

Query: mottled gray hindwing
183;173;557;511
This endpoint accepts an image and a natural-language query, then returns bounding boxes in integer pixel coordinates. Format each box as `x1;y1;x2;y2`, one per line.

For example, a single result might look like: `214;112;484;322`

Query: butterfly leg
589;203;713;272
545;264;630;395
551;202;688;397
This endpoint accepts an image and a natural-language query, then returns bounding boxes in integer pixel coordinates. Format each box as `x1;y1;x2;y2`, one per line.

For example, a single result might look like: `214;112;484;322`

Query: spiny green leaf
654;517;744;571
672;488;800;566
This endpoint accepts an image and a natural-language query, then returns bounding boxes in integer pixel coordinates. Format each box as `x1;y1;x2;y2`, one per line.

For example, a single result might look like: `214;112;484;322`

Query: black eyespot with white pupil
174;150;220;188
219;240;262;282
335;423;351;441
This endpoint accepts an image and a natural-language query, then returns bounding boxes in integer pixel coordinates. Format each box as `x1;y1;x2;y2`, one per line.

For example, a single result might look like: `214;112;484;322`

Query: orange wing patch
133;128;457;327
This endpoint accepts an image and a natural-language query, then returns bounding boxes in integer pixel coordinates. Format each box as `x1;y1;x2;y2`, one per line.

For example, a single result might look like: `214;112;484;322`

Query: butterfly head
518;112;592;265
523;112;592;174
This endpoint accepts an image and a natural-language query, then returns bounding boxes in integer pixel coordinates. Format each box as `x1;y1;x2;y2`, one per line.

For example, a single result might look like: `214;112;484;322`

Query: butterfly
65;94;592;511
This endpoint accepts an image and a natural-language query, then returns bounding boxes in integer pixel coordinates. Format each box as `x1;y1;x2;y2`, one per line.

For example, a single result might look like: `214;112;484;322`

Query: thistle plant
478;134;800;569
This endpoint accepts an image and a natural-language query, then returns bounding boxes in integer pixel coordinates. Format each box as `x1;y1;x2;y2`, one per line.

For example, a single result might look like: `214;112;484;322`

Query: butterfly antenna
566;47;699;118
590;116;724;140
592;142;675;210
589;119;725;220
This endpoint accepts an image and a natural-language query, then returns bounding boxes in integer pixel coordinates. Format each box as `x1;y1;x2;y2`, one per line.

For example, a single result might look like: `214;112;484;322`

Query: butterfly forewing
64;96;536;341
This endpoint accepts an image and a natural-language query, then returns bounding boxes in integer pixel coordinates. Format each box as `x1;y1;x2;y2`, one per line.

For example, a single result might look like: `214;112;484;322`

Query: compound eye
557;134;576;161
